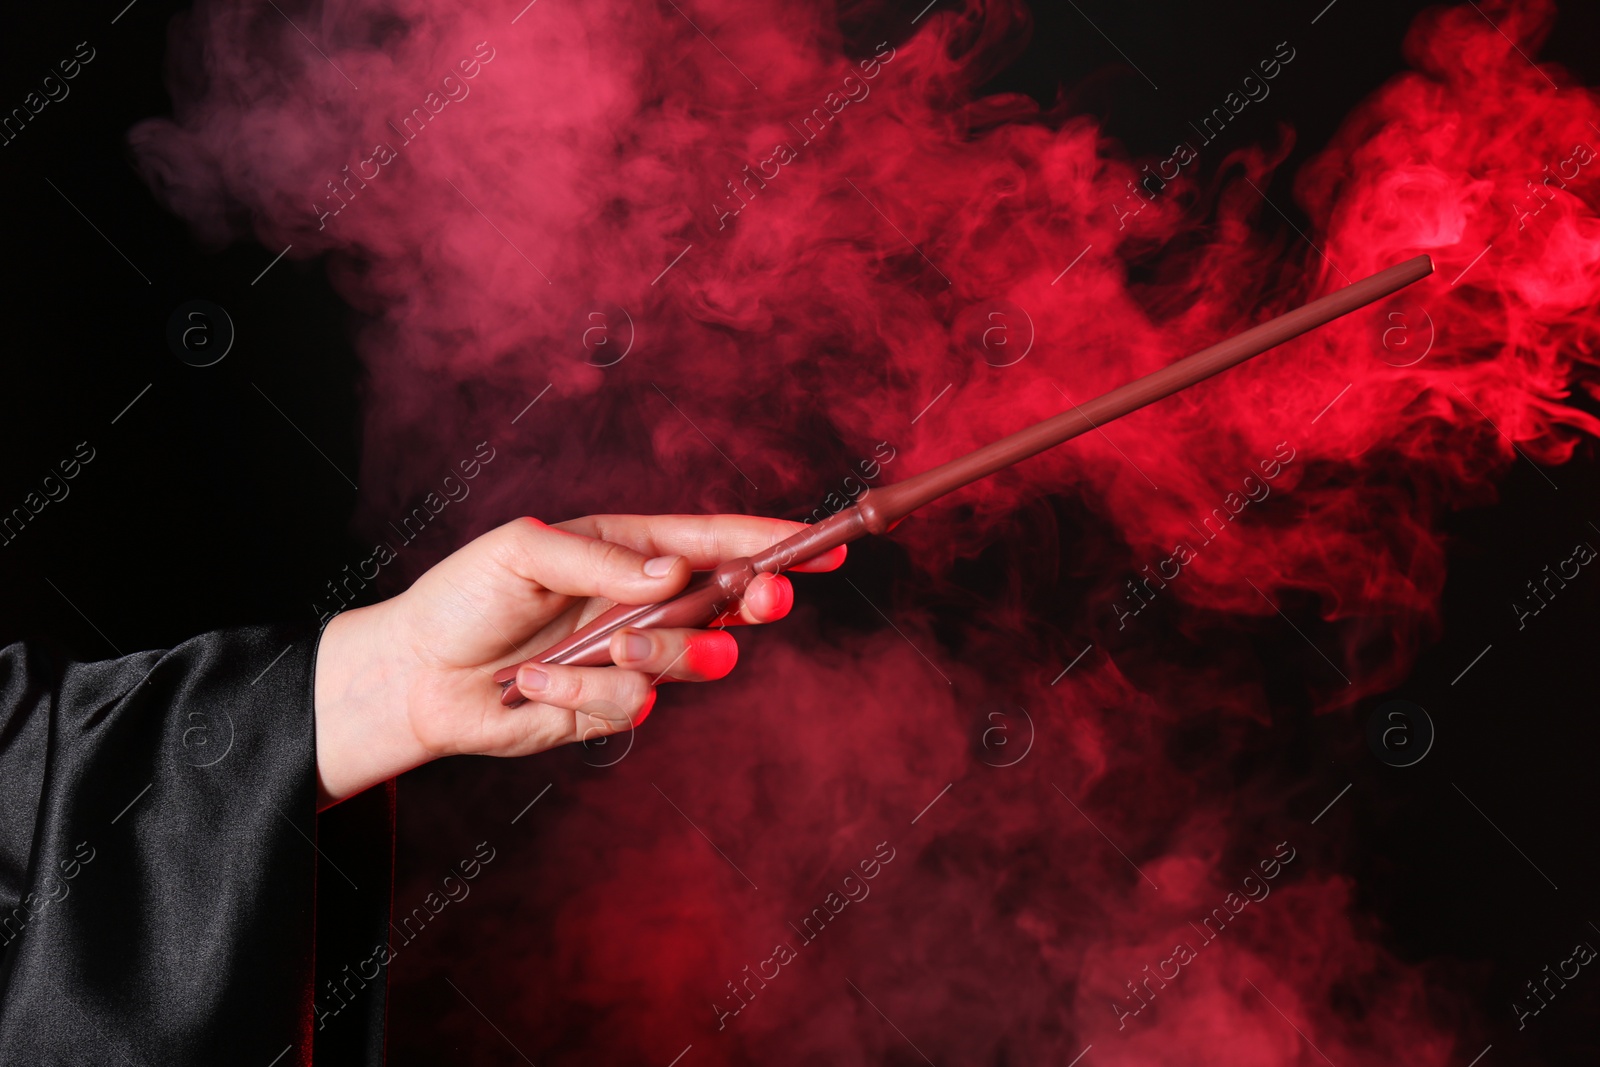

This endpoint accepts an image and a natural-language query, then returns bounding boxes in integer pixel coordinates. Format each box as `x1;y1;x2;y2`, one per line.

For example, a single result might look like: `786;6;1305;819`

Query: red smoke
132;0;1598;1061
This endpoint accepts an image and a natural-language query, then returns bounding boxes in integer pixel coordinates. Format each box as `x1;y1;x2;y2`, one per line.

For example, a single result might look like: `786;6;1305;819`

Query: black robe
0;627;393;1064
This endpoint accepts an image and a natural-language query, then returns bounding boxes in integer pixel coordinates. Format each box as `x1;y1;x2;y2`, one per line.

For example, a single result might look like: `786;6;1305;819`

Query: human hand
311;515;846;807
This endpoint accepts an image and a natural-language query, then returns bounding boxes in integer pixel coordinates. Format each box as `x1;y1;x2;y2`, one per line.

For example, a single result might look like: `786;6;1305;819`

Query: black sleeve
0;626;350;1064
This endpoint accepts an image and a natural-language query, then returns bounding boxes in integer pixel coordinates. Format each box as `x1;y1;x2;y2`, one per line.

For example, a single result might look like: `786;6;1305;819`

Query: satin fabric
0;627;389;1064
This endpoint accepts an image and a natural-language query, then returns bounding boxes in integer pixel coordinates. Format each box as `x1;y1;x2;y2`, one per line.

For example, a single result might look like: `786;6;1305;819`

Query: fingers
504;624;743;743
740;572;794;624
609;626;740;682
493;517;692;603
717;572;794;627
554;514;848;573
511;661;658;729
508;628;744;709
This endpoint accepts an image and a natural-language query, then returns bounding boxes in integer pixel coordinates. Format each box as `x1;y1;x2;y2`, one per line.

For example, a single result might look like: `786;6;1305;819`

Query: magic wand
494;254;1434;705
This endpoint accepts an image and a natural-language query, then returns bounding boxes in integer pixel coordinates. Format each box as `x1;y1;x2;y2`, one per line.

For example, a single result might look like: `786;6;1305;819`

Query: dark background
1;0;1596;1061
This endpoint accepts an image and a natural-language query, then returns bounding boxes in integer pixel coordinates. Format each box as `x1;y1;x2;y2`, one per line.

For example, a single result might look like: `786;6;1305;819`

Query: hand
311;514;846;807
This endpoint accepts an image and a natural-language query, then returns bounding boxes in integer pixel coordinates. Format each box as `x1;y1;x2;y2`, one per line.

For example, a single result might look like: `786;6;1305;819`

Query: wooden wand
495;254;1434;705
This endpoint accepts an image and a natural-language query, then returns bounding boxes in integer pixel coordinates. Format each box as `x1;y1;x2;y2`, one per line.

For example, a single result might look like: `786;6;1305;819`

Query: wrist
313;601;433;808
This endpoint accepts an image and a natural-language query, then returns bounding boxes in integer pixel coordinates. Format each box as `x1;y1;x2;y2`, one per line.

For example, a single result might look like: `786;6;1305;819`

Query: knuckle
620;672;653;708
564;669;648;722
491;517;545;575
589;538;637;582
577;705;629;739
581;514;622;543
580;691;634;730
544;667;586;704
699;526;725;562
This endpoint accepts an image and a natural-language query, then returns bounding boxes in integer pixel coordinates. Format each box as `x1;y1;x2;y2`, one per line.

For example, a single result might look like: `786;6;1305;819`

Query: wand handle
494;254;1433;704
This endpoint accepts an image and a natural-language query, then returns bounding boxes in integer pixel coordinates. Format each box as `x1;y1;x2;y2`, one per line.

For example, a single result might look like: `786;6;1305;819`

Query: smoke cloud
133;0;1598;1060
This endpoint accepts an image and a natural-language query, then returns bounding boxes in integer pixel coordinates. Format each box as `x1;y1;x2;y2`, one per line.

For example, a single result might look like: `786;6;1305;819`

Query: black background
1;0;1597;1061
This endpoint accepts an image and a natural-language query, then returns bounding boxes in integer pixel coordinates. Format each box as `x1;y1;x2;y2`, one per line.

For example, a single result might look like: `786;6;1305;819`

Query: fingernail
643;555;679;578
518;666;549;693
622;632;652;662
769;574;794;616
